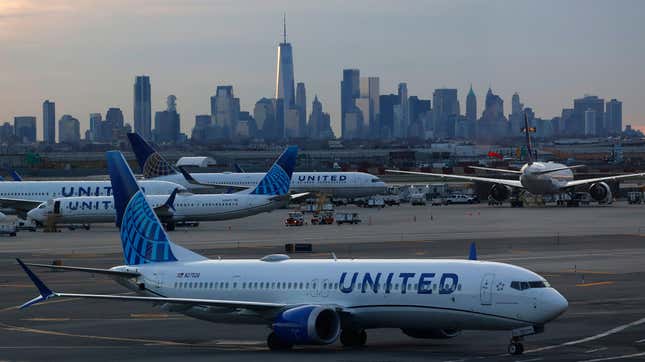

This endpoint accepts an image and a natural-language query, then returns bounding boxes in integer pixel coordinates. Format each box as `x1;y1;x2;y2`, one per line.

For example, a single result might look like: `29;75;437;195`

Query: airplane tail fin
248;146;298;196
468;242;477;261
233;163;245;173
522;112;536;164
106;151;205;265
127;132;179;178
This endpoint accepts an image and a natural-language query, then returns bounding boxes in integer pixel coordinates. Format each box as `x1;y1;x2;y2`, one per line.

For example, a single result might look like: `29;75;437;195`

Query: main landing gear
340;328;367;347
507;337;524;355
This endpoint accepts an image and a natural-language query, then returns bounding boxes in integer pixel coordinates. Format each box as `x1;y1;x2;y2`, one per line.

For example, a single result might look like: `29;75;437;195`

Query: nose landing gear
508;337;524;355
508;325;543;355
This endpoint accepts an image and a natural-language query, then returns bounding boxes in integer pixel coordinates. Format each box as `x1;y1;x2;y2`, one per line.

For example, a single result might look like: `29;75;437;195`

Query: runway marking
527;316;645;353
579;352;645;361
585;347;608;353
0;284;34;288
636;338;645;343
22;318;70;322
562;269;615;275
129;313;170;319
516;358;542;362
0;321;189;346
576;281;614;287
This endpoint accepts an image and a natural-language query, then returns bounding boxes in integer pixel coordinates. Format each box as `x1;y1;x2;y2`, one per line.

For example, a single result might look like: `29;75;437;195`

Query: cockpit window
511;280;550;290
38;204;47;209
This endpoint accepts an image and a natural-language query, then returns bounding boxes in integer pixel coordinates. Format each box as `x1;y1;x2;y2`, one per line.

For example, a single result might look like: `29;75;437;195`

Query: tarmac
1;202;645;361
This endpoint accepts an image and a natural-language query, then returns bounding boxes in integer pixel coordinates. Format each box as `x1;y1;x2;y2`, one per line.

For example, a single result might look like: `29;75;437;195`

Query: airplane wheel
267;332;292;351
508;342;524;355
340;329;367;347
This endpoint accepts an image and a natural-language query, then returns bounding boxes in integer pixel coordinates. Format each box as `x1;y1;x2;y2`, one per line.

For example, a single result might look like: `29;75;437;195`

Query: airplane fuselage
27;193;287;224
152;172;387;198
113;258;567;331
519;162;573;195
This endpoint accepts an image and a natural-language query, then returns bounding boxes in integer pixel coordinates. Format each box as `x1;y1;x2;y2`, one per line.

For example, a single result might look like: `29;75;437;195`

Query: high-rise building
509;92;524;136
572;95;604;136
14;116;36;143
395;83;409;138
210;85;240;135
43;100;56;144
0;123;14;143
584;108;596;136
605;99;622;135
359;77;380;137
466;86;477;123
432;88;459;139
341;69;360;138
58;114;80;144
89;113;102;141
477;88;507;140
307;95;334;139
275;16;295;108
253;98;276;139
285;108;301;138
154;95;181;144
191;114;213;142
295;82;306;137
379;94;399;138
134;75;152;140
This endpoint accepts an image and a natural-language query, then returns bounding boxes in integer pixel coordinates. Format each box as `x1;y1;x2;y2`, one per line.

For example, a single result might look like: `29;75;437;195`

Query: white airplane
128;132;387;198
388;114;645;204
27;147;304;229
16;150;568;355
0;179;184;218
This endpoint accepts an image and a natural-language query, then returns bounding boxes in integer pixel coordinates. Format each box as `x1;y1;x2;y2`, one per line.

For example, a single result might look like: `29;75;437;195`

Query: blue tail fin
468;242;477;261
233;163;245;173
249;146;298;196
127;132;178;178
10;169;22;181
106;151;204;265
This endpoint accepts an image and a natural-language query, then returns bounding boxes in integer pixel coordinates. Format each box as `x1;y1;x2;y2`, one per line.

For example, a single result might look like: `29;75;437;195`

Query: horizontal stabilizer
532;165;585;175
177;166;247;192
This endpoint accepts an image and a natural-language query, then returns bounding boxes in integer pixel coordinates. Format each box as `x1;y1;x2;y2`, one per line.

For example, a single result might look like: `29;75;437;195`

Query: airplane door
480;273;495;305
321;278;330;298
152;271;164;290
53;201;61;214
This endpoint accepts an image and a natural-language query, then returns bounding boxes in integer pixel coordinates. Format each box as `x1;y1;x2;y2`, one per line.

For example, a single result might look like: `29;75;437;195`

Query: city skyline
2;0;644;139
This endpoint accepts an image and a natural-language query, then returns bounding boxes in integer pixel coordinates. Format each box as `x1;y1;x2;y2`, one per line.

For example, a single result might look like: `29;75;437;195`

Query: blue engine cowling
272;305;341;345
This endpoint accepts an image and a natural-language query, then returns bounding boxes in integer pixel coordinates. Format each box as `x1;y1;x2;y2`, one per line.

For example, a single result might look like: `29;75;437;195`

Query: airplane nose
542;290;568;322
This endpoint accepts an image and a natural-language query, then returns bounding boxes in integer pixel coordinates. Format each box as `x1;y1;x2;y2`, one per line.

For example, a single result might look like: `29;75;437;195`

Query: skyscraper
275;15;295;108
341;69;360;138
58;114;80;144
509;92;524;136
43;100;55;144
89;113;102;141
295;82;306;137
573;95;604;136
307;95;334;139
605;99;622;135
379;94;399;138
154;95;181;144
14;116;37;143
210;85;240;135
359;77;380;137
432;88;459;139
134;75;152;140
466;86;477;123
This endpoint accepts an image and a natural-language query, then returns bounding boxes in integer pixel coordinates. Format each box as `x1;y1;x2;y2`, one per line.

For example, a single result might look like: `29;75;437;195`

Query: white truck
0;223;17;236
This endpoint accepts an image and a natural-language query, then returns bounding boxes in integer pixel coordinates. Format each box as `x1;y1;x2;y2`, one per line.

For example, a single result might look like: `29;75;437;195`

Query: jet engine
489;184;512;202
272;305;341;345
401;328;461;339
588;182;612;203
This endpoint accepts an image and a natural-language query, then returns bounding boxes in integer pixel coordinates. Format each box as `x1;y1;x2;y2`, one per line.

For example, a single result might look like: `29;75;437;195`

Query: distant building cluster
0;18;632;148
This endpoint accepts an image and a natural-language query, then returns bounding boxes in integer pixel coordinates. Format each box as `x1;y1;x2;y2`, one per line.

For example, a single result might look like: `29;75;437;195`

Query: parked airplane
16;150;568;355
388;114;645;204
27;146;303;229
128;132;387;198
0;179;185;218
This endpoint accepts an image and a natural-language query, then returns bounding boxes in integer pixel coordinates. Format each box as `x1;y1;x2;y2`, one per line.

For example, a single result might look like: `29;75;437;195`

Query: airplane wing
25;263;140;278
0;198;43;218
564;172;645;188
386;170;523;188
177;166;248;193
17;258;284;311
468;166;522;174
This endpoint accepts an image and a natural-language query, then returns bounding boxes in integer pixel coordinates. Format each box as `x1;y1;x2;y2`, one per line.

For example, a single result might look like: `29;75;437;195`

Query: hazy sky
2;0;644;139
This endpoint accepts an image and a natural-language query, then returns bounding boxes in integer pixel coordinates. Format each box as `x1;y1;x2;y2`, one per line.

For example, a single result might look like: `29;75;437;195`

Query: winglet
164;188;179;212
9;169;22;181
16;258;55;309
468;242;477;261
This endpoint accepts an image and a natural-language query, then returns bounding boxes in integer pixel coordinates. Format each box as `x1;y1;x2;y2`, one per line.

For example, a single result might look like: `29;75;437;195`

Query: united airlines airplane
0;179;184;218
16;151;567;355
388;114;645;204
27;147;303;229
128;133;387;198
